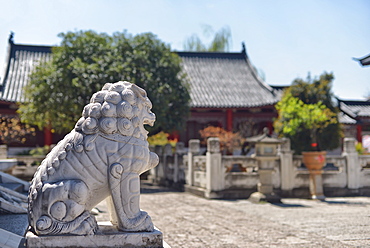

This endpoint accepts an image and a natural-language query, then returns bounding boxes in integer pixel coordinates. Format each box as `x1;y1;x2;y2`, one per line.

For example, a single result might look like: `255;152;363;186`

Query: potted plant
274;92;337;168
274;73;342;198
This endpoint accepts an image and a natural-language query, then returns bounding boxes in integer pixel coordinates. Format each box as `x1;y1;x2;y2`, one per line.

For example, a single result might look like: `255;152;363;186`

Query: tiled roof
355;54;370;66
339;99;370;118
177;51;279;108
0;42;52;103
0;41;279;109
338;112;357;125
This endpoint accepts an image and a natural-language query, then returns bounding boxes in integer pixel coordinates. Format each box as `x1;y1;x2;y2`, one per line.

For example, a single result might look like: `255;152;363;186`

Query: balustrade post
187;139;200;187
154;145;163;183
279;138;295;195
174;142;185;183
0;145;7;159
343;137;361;190
206;137;224;198
163;144;173;182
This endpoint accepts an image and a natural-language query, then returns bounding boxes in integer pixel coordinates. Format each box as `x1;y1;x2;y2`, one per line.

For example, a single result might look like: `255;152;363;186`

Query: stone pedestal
249;159;281;203
309;170;325;200
26;222;164;248
246;129;282;203
302;151;326;200
248;191;281;204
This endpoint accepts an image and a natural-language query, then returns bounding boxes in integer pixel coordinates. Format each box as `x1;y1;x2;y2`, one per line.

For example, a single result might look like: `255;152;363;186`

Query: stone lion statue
28;81;159;236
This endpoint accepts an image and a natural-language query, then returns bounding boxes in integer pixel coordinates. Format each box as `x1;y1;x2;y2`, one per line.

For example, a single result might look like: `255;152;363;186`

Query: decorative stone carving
175;142;186;154
28;81;159;236
343;137;357;154
163;144;173;157
189;139;200;154
207;137;220;154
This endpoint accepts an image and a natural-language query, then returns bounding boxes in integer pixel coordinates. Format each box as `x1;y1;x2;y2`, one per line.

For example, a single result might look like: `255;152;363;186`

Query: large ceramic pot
302;151;326;171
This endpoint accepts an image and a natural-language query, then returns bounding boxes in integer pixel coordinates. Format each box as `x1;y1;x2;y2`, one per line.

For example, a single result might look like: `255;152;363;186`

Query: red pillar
44;126;53;146
357;124;362;143
267;121;273;134
226;109;233;132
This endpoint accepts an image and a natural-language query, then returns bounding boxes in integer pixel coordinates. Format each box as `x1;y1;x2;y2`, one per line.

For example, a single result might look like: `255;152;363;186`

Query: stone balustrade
9;156;44;180
150;137;370;199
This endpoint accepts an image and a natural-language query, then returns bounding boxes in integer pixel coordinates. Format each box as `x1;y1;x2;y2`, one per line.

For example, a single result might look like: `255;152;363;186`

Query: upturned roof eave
0;39;52;103
338;98;370;118
0;40;15;88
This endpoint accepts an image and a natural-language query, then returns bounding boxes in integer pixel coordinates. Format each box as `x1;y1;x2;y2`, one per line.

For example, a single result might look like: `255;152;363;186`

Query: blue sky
0;0;369;100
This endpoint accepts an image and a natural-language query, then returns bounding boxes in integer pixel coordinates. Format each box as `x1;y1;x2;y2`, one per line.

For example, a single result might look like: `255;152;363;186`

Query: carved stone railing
192;155;206;188
222;156;259;189
8;155;45;180
359;155;370;169
151;137;370;199
12;155;44;167
223;156;258;173
359;155;370;188
194;156;206;171
149;142;187;186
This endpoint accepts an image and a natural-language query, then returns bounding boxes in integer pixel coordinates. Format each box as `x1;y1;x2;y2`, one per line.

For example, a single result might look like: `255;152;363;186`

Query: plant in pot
274;72;342;198
274;91;338;167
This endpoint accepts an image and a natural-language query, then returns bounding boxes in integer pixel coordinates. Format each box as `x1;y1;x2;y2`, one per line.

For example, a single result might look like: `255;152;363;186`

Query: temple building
177;48;281;141
1;34;369;147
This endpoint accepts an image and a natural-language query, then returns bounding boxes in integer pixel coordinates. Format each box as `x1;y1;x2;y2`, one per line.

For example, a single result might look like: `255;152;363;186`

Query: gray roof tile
339;99;370;118
338;112;357;125
0;43;51;103
177;52;279;108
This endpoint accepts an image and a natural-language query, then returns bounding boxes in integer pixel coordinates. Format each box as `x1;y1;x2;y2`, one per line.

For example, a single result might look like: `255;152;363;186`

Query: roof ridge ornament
8;31;14;44
241;42;247;55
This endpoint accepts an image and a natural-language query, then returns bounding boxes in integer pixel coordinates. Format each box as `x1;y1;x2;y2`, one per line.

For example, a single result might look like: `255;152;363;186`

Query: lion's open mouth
143;112;156;126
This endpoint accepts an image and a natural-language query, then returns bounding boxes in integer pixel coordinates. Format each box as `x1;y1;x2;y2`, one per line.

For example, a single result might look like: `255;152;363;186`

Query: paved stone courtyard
96;183;370;247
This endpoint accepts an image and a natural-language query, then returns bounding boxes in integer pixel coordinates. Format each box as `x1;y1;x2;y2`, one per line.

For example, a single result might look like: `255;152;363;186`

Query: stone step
0;214;29;236
0;228;26;248
27;222;163;248
0;159;18;173
0;184;28;214
0;183;24;193
0;171;30;193
0;214;28;248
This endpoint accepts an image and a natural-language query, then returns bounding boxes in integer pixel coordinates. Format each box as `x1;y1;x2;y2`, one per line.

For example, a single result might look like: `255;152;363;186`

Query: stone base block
248;192;281;203
26;222;163;248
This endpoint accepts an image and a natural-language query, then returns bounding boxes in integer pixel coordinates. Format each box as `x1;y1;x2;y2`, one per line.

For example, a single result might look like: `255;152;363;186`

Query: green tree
183;25;232;52
274;72;342;154
18;30;190;135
